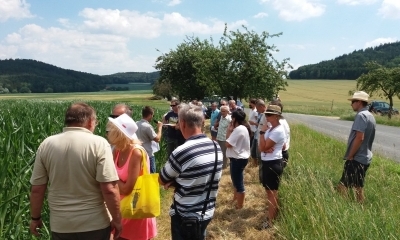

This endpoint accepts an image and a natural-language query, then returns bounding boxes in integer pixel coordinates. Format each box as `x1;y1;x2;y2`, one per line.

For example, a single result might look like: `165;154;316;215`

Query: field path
284;113;400;162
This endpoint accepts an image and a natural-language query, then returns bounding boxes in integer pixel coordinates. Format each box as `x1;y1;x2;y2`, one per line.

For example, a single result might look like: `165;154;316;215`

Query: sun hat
108;113;138;140
348;91;369;102
264;105;282;115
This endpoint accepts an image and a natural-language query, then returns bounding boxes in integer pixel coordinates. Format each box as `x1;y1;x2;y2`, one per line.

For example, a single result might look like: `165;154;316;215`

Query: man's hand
157;121;163;129
30;219;43;236
111;219;122;239
163;181;176;190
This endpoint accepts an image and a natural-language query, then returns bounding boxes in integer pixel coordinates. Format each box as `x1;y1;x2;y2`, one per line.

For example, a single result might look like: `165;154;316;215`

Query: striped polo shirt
160;134;223;220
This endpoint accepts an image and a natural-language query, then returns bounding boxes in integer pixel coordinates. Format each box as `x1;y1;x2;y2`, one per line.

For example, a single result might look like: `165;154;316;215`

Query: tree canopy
356;62;400;118
154;25;290;101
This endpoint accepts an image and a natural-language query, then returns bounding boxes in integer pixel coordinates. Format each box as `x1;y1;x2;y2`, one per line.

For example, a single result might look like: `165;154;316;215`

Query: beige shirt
30;127;119;233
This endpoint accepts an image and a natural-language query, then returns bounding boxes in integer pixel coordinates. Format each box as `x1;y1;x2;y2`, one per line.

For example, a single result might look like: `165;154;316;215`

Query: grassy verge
340;113;400;127
154;124;400;239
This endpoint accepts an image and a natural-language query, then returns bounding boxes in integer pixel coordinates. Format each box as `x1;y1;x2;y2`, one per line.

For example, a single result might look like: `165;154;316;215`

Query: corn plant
0;100;168;239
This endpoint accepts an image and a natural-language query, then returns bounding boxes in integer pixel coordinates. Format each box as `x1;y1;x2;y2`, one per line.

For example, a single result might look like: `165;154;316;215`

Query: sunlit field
279;80;400;117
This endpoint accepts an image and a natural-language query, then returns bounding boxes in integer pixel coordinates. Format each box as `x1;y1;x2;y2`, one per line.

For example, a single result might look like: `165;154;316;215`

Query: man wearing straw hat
337;91;376;203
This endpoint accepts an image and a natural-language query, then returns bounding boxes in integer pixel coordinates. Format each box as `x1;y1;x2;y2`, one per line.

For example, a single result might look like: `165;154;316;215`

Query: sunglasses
351;100;359;104
109;114;120;119
170;105;177;107
265;113;274;117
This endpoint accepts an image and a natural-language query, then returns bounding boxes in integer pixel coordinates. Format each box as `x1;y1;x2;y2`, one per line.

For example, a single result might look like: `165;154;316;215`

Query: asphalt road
283;113;400;163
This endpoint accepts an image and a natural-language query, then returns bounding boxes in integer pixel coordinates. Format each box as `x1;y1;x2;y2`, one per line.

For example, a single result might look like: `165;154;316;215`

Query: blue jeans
149;156;156;173
171;214;211;240
230;158;248;192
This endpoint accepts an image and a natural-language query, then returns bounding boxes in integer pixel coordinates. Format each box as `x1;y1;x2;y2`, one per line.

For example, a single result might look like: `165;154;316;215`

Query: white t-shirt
260;124;286;161
280;118;290;151
248;108;258;133
226;125;251;159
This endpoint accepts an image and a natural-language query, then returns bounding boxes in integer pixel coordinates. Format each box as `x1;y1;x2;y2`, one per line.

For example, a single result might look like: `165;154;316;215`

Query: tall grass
277;124;400;239
198;124;400;240
0;100;169;239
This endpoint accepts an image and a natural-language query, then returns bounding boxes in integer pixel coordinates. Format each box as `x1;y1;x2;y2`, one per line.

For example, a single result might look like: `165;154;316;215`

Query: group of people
208;98;291;228
29;90;376;239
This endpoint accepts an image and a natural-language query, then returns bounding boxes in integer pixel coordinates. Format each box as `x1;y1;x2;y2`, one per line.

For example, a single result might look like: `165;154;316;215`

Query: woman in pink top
107;114;157;240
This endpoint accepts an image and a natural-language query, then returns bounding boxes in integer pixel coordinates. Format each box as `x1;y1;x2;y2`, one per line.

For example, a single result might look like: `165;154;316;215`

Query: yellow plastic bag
120;147;160;219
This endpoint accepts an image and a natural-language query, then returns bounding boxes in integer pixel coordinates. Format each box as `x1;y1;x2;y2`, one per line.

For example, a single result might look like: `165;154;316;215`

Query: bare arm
100;181;122;239
117;148;142;195
29;184;47;236
347;131;364;160
153;122;163;142
259;134;276;153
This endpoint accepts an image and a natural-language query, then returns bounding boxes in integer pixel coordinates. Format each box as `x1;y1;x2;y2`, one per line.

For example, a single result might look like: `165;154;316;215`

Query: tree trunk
388;96;393;119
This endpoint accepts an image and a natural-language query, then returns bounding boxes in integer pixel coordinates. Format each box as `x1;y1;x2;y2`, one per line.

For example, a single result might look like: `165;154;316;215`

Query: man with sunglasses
110;103;133;119
337;91;376;203
163;100;185;157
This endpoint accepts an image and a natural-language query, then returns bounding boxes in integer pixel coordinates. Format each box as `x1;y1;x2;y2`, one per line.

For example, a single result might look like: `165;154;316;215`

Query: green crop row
0;100;169;239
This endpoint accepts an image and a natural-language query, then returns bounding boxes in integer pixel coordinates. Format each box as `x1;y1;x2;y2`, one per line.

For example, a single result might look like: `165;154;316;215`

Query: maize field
0;100;168;239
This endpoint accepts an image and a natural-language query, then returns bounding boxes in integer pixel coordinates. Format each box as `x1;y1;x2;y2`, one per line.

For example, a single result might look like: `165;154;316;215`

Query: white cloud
0;0;33;22
261;0;325;21
79;8;247;38
337;0;378;5
1;24;156;74
168;0;182;6
253;12;268;18
364;37;397;48
378;0;400;19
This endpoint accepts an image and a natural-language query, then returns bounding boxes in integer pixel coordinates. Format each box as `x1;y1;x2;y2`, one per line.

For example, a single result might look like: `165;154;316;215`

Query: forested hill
0;59;159;93
289;41;400;80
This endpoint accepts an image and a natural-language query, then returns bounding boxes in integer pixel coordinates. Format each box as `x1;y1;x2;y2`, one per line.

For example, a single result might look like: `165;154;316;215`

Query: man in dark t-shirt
163;100;185;157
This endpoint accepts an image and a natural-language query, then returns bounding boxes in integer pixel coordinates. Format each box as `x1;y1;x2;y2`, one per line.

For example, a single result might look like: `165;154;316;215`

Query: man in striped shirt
159;104;223;240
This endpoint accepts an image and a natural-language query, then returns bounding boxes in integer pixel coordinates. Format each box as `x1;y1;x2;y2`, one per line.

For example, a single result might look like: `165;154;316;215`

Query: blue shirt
210;109;220;126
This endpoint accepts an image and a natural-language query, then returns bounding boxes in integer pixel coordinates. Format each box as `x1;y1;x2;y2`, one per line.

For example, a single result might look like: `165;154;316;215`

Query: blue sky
1;0;399;75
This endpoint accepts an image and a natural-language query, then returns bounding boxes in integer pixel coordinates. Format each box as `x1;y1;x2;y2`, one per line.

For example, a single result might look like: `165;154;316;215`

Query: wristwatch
259;131;266;135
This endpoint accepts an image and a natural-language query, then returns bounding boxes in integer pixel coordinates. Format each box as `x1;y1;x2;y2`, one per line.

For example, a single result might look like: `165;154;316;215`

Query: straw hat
108;113;138;140
348;91;369;102
264;105;282;115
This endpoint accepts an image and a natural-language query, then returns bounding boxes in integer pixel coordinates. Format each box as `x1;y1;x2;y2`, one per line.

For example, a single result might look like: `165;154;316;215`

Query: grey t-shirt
344;107;376;165
136;119;157;157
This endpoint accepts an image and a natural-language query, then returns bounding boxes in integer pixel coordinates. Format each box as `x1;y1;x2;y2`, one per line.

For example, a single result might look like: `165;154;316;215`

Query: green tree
152;80;173;100
155;37;215;101
217;25;289;100
154;25;290;101
356;62;400;118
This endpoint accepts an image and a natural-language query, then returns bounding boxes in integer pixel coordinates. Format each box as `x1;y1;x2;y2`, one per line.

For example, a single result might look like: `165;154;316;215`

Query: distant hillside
289;41;400;80
103;72;159;84
0;59;159;93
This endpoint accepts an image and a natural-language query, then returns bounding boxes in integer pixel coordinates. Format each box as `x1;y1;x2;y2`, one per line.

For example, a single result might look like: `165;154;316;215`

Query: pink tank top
114;145;149;183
